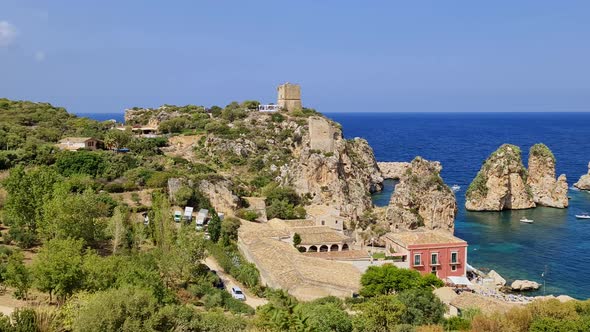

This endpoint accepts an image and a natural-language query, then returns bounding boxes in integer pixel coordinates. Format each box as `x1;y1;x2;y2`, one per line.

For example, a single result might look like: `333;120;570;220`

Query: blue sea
83;111;590;299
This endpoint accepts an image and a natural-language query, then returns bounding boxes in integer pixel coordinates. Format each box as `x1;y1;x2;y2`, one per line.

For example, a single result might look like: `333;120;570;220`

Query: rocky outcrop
527;144;568;208
574;162;590;190
487;270;507;287
281;116;383;223
511;280;540;291
383;157;457;233
197;178;240;214
466;144;535;211
377;162;411;180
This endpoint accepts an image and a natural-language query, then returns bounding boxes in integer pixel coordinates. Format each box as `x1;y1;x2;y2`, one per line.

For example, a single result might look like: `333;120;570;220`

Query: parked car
231;287;245;301
173;211;182;222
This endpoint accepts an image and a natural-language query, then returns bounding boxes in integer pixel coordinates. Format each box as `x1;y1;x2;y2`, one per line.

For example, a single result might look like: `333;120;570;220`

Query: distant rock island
466;143;568;211
574;162;590;190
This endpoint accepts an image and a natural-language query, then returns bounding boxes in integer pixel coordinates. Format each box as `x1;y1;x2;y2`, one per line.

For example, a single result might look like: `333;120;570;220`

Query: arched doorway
298;246;307;253
319;245;329;252
342;243;349;251
309;245;318;252
330;244;339;252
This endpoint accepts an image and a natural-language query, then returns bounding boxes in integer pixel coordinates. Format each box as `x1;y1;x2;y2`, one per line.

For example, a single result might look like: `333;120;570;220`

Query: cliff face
281;116;383;222
466;144;535;211
384;157;457;233
527;144;568;208
377;162;411;180
574;162;590;190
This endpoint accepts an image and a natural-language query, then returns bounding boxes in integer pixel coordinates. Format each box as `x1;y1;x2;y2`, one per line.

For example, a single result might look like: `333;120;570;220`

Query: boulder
487;270;506;287
384;157;457;233
527;144;568;208
511;279;540;291
466;144;535;211
574;162;590;190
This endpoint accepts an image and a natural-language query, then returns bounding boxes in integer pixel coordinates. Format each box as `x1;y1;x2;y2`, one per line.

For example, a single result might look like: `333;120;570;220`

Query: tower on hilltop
277;83;302;111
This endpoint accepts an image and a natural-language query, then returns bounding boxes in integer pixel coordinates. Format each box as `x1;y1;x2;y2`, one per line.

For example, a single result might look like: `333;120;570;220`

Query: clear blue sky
1;1;589;113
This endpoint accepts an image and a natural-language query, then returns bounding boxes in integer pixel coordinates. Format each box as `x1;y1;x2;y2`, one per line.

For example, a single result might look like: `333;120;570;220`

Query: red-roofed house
383;230;468;280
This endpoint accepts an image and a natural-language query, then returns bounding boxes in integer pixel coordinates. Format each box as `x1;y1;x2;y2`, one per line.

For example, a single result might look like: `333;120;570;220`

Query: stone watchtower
277;83;302;111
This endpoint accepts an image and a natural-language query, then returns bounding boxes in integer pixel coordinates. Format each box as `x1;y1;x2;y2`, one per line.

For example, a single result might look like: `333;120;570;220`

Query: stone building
277;83;302;111
383;230;468;280
57;137;101;151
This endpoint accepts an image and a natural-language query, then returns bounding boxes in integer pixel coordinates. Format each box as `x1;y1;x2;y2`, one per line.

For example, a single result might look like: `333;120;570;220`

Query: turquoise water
327;112;590;299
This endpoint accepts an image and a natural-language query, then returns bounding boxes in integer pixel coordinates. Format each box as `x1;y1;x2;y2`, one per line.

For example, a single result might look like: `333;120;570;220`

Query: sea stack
574;162;590;190
385;157;457;233
527;144;568;208
465;144;535;211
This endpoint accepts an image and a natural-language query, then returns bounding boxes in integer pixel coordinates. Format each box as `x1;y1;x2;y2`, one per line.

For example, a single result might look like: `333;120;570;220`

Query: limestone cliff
281;116;383;222
527;144;568;208
383;157;457;233
466;144;535;211
377;162;411;180
574;162;590;190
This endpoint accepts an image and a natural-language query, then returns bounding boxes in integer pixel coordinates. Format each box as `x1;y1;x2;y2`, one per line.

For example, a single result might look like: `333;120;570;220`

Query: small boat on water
520;217;534;223
451;184;461;192
576;214;590;219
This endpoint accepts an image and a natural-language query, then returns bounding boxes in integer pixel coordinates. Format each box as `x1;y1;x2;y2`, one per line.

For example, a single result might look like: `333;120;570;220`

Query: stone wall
308;117;336;153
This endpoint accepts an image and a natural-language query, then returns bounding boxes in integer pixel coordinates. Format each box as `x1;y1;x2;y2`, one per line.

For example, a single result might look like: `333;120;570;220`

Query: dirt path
203;257;268;309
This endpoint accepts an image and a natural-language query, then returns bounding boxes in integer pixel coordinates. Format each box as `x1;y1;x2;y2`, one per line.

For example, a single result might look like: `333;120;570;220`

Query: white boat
451;184;461;192
520;218;534;223
576;214;590;219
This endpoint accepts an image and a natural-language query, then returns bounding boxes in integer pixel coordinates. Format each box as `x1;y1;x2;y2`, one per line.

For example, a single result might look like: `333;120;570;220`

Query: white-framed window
413;254;422;266
451;265;457;272
451;251;458;264
431;253;439;265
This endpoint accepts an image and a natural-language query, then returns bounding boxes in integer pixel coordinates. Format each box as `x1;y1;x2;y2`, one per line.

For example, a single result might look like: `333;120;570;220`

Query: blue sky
1;1;589;113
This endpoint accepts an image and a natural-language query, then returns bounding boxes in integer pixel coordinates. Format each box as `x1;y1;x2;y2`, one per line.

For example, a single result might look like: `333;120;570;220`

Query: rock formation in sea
282;116;384;223
511;280;540;291
377;162;410;180
527;144;568;208
574;162;590;190
465;144;535;211
383;157;457;233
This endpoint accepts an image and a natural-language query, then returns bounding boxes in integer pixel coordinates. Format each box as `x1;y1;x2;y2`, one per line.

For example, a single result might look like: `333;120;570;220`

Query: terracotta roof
292;226;350;245
238;221;360;300
304;249;369;260
384;230;466;247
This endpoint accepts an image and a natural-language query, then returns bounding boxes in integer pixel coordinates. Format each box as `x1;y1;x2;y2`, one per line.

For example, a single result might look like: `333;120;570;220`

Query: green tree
293;233;302;246
360;264;443;297
208;209;222;243
55;150;106;177
107;206;131;253
220;217;241;246
2;166;60;247
161;226;206;287
294;302;353;332
150;193;175;251
39;188;109;247
397;289;445;326
32;238;84;303
3;251;32;300
351;295;405;332
72;287;159;332
104;129;132;150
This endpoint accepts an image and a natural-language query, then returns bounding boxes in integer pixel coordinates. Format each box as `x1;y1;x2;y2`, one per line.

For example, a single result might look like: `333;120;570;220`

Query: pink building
383;230;468;280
